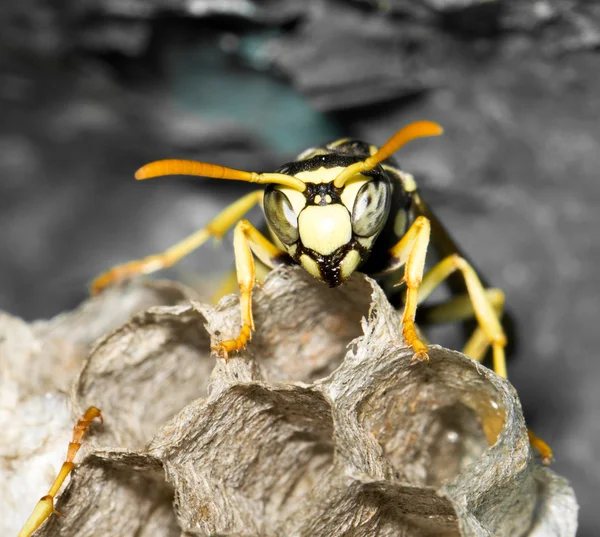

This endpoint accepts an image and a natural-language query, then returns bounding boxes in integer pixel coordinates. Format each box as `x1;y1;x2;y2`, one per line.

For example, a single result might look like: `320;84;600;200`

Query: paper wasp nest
1;267;577;537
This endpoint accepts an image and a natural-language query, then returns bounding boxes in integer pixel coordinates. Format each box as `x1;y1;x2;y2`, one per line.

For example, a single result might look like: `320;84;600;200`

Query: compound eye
351;179;390;237
264;186;299;245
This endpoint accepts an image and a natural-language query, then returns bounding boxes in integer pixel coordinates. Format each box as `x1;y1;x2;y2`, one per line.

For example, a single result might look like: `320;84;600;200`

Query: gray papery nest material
0;266;577;537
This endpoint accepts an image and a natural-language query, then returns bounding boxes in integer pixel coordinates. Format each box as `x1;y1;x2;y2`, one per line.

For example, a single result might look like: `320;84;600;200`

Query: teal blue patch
167;33;341;154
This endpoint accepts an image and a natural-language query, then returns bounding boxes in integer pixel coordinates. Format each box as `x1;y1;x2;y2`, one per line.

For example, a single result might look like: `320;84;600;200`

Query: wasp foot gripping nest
1;267;577;537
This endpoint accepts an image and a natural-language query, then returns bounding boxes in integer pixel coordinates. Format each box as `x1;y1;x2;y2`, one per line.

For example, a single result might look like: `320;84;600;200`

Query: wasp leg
210;259;272;305
420;288;553;464
91;190;264;294
388;216;432;363
415;254;508;379
18;407;103;537
418;288;505;327
211;219;283;361
528;430;554;465
417;289;505;362
416;288;553;464
460;292;506;364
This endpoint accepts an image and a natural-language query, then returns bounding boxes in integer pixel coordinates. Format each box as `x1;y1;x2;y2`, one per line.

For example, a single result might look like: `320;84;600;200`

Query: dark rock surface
1;0;598;534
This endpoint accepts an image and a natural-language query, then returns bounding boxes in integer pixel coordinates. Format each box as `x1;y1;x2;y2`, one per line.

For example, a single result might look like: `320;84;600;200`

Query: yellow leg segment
211;219;283;361
419;289;505;363
18;407;103;537
389;216;431;363
414;267;553;463
91;190;263;294
462;327;493;363
419;289;505;325
416;254;508;379
528;429;554;465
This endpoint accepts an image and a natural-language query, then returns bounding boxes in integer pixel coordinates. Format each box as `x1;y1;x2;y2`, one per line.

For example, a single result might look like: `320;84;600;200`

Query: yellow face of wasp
298;204;352;255
264;166;390;287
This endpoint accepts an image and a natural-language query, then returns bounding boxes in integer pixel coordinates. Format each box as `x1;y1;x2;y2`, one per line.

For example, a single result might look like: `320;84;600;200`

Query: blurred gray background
0;0;598;534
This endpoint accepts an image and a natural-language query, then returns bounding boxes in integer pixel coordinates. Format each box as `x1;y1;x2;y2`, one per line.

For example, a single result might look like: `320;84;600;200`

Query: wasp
19;121;552;537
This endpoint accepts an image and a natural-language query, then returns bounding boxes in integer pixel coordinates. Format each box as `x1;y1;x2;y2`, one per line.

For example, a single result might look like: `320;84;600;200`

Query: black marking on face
277;154;378;178
304;182;343;205
294;239;369;287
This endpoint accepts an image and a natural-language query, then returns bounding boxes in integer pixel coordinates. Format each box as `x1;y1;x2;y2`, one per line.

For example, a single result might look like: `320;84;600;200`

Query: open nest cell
0;266;577;537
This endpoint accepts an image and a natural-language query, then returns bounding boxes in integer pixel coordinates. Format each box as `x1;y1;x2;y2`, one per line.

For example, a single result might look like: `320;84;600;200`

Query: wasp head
134;121;442;287
264;161;391;287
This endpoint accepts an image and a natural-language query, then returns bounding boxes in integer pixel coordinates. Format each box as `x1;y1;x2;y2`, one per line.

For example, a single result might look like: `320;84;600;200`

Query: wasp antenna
134;159;306;191
333;121;443;188
365;121;443;167
135;159;252;181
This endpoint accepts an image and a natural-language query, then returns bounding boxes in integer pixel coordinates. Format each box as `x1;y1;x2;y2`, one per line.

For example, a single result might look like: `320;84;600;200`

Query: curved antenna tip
418;120;444;136
134;166;151;180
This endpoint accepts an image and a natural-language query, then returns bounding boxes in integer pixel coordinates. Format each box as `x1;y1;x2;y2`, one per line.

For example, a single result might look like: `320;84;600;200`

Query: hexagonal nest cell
1;266;577;537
